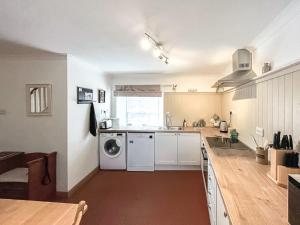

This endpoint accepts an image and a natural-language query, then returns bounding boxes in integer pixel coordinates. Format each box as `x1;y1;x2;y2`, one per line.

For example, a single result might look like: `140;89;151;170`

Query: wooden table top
0;199;78;225
200;127;288;225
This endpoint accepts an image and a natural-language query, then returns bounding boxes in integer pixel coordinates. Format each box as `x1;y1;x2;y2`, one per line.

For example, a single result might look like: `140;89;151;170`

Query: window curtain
113;85;162;97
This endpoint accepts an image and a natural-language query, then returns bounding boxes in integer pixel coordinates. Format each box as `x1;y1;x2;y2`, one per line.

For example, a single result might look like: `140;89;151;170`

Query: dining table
0;198;78;225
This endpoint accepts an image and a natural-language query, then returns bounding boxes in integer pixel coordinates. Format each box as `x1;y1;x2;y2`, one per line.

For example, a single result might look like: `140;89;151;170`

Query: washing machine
99;133;126;170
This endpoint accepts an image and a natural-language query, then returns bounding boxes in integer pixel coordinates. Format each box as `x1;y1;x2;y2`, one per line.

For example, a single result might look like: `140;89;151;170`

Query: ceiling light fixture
140;33;169;64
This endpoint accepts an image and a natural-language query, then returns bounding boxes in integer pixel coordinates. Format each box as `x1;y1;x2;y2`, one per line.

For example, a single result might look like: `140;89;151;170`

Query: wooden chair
0;152;57;201
73;201;88;225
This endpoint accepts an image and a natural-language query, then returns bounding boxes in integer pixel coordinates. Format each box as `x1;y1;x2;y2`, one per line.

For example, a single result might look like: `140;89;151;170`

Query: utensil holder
256;147;268;165
277;165;300;188
267;148;299;188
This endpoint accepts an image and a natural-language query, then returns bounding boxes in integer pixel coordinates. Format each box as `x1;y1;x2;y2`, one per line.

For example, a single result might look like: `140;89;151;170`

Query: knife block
268;148;300;188
277;166;300;187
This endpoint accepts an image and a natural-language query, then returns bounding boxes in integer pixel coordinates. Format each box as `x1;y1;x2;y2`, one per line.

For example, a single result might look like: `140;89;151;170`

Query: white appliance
99;133;126;170
127;133;155;171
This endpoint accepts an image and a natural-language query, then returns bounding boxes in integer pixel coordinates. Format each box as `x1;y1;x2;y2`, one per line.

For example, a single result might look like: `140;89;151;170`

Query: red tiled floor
63;170;210;225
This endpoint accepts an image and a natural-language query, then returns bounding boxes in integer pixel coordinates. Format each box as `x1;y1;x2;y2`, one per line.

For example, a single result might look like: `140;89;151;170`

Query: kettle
220;121;228;133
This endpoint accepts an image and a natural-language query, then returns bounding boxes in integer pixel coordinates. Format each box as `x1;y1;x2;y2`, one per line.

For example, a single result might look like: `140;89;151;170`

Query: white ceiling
0;0;291;75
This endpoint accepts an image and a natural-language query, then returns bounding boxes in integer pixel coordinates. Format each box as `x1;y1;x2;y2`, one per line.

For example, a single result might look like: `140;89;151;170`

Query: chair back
73;201;88;225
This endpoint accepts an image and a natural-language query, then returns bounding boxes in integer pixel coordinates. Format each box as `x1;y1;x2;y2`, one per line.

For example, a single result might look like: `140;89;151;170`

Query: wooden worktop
200;128;288;225
0;199;78;225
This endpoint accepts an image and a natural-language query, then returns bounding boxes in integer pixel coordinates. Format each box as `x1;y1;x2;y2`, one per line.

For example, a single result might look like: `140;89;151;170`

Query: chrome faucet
165;112;172;128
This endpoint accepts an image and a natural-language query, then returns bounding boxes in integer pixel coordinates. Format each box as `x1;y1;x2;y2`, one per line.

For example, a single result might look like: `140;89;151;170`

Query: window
115;96;163;127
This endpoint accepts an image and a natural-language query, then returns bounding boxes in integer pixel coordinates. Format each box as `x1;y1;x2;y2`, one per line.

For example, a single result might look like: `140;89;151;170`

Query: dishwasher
127;133;155;171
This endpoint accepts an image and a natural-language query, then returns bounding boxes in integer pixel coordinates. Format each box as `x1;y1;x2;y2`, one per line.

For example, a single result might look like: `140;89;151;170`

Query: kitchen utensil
256;147;268;165
220;121;228;133
281;135;289;149
273;131;281;149
289;135;293;150
263;140;269;150
251;135;259;148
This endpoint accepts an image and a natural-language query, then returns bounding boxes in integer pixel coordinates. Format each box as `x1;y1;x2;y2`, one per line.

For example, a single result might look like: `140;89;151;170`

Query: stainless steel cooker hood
212;49;256;89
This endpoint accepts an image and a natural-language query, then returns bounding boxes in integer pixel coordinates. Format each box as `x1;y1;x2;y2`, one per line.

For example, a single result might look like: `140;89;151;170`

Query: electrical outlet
256;127;264;137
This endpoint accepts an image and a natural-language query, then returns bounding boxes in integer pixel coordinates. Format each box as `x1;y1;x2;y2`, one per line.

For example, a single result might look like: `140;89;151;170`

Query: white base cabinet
155;133;178;165
207;159;231;225
155;133;201;167
217;185;230;225
178;133;201;165
207;159;217;225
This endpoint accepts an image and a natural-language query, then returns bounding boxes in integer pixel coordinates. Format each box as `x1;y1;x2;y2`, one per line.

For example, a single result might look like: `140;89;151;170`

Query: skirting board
155;165;201;171
56;167;99;198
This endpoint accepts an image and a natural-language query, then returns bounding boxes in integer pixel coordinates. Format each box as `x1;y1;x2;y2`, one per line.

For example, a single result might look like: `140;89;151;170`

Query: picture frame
98;89;105;103
77;87;93;104
26;84;52;116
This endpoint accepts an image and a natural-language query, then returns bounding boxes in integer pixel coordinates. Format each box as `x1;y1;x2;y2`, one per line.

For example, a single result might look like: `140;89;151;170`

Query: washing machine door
103;138;122;158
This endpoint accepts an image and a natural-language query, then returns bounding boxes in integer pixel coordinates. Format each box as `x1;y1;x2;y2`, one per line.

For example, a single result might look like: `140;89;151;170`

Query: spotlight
140;33;169;64
153;48;162;58
140;36;151;50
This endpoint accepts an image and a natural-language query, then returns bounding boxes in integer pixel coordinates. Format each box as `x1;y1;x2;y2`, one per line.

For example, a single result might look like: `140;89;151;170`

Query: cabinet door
155;133;178;165
217;185;230;225
208;159;217;225
177;133;201;165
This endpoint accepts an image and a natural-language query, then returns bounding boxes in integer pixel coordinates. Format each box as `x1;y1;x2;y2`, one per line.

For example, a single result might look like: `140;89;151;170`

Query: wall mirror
26;84;52;116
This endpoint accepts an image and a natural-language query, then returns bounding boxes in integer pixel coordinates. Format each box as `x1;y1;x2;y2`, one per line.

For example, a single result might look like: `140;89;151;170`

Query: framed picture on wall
77;87;93;104
98;89;105;103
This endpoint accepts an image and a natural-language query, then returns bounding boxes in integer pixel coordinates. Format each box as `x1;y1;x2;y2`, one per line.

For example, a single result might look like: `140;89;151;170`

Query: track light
140;36;151;50
140;33;169;64
153;48;162;58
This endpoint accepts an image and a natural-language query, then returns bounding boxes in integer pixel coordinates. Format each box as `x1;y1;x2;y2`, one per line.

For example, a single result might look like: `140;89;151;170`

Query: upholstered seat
0;168;28;183
0;152;57;200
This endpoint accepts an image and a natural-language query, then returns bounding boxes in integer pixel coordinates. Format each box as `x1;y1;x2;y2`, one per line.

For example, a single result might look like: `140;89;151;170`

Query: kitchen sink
166;126;183;131
206;136;250;150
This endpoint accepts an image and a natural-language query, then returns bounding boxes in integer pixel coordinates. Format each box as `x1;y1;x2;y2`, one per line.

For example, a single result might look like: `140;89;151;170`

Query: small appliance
288;175;300;225
220;121;228;133
99;119;112;129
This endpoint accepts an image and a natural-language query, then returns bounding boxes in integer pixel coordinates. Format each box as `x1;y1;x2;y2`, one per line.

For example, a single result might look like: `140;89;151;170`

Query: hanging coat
89;103;97;136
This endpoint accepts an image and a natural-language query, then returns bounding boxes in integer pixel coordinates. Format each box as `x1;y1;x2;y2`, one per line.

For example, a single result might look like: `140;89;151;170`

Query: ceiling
0;0;291;75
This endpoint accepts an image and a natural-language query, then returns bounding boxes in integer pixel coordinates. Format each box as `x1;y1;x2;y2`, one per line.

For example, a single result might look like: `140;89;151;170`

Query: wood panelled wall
222;64;300;150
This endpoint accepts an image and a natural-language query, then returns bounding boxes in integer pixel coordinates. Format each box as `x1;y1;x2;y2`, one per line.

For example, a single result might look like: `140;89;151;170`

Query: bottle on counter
183;119;187;127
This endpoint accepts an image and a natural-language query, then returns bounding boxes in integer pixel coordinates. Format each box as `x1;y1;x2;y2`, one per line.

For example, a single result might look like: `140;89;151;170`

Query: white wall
251;0;300;76
0;55;68;192
67;55;111;191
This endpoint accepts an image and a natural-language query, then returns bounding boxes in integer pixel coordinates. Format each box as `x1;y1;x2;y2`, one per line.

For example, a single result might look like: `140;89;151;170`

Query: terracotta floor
63;170;210;225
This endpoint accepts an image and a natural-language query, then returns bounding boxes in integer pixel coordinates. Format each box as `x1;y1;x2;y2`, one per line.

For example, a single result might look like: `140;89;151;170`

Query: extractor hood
212;49;256;89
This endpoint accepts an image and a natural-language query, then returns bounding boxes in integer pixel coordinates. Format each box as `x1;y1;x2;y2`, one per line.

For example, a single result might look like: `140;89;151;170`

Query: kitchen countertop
201;127;288;225
98;126;203;133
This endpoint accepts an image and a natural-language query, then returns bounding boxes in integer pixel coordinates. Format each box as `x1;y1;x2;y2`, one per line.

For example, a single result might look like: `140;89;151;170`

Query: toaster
99;119;112;129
